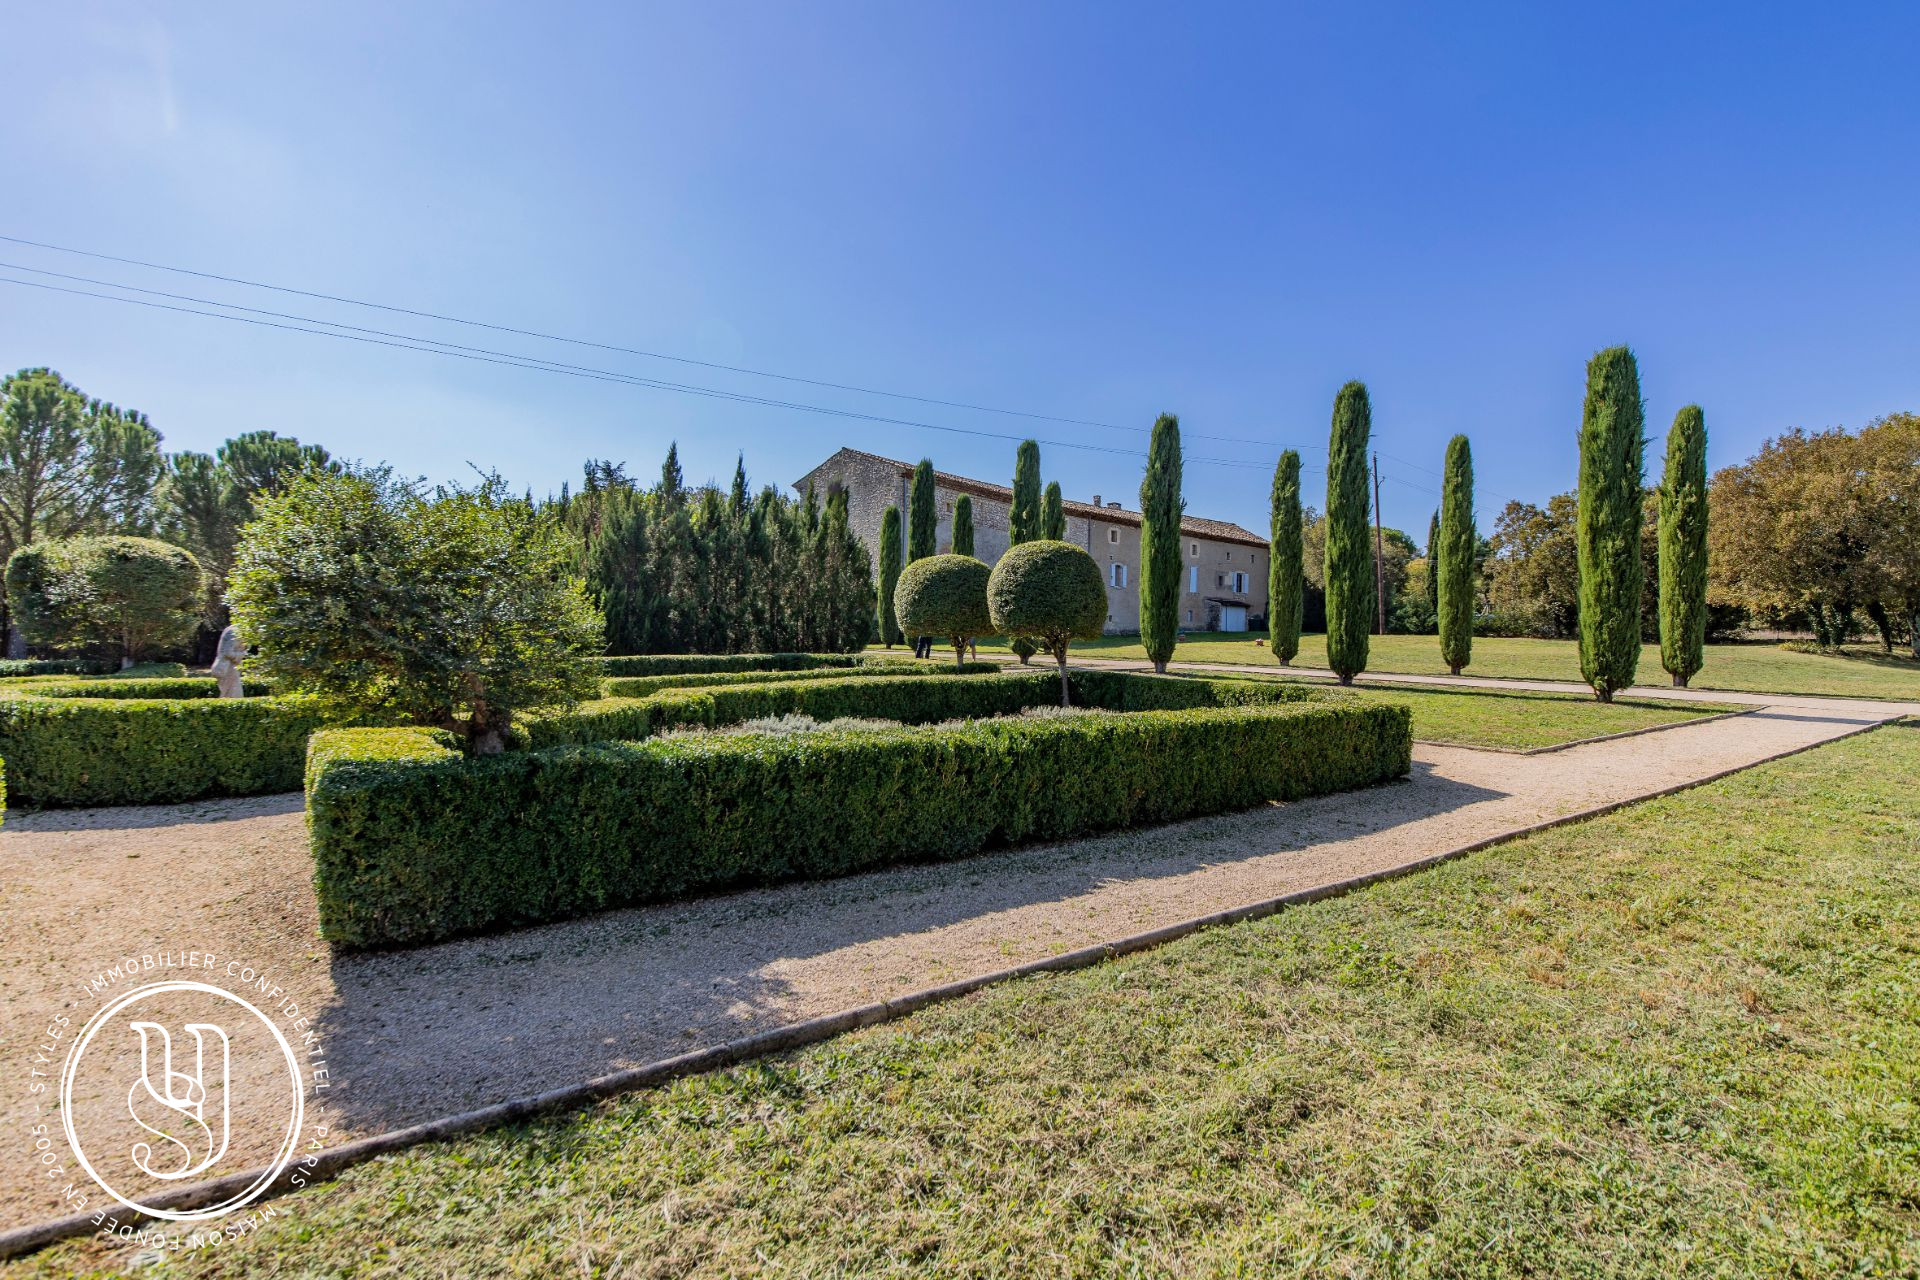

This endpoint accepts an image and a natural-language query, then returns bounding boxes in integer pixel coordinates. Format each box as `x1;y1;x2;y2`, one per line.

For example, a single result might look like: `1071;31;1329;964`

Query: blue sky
3;2;1915;542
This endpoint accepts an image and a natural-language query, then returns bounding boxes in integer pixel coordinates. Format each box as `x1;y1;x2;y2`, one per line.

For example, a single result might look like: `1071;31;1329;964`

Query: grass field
911;633;1920;700
21;723;1917;1278
1177;673;1742;750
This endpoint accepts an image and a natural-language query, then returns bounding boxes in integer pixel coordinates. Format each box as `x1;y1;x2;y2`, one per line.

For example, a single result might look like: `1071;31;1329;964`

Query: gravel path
1;689;1909;1230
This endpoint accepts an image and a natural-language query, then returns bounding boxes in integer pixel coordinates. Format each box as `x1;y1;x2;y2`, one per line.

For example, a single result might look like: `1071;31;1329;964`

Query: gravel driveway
1;690;1908;1231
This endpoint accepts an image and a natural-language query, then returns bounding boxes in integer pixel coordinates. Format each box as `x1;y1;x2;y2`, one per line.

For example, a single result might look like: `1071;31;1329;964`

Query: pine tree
1139;414;1184;672
908;459;936;562
1438;434;1475;675
952;494;974;556
1658;404;1709;687
1325;381;1373;684
659;442;684;506
877;505;904;646
1268;450;1303;665
1010;441;1041;543
1577;346;1646;701
1042;481;1065;540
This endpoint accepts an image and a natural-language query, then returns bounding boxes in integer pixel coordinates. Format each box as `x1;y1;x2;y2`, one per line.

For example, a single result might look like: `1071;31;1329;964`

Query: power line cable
0;232;1309;451
2;273;1293;471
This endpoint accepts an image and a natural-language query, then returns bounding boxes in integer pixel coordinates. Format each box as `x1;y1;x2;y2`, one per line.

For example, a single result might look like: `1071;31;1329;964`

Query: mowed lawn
938;633;1920;701
22;725;1918;1278
1175;673;1743;750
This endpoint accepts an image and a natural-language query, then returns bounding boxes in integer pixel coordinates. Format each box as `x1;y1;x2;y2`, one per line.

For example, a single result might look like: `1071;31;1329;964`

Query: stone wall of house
794;451;1271;635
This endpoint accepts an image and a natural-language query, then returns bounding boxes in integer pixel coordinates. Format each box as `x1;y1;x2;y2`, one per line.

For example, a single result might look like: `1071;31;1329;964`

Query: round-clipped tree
894;553;991;670
6;535;202;668
986;540;1107;705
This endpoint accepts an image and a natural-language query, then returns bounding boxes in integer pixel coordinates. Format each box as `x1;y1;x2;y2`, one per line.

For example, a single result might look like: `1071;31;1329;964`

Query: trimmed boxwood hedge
601;661;1000;699
307;672;1411;947
0;659;108;678
593;652;902;678
0;676;274;700
0;695;334;807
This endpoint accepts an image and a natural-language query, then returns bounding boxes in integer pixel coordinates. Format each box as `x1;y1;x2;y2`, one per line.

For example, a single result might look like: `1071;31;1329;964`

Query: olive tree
5;535;202;667
227;466;602;755
894;553;991;670
986;539;1107;705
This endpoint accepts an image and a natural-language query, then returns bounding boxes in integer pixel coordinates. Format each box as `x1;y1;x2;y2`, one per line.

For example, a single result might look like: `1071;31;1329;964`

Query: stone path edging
0;714;1895;1261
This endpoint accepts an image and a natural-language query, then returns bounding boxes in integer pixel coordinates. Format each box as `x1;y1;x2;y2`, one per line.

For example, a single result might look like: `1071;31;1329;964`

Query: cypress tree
877;505;904;647
1438;435;1475;675
1268;450;1304;666
1010;441;1041;543
908;459;936;563
1042;481;1065;540
1577;346;1646;701
1007;441;1043;663
1658;405;1709;687
1325;381;1373;684
728;455;748;514
952;494;974;556
1139;413;1184;673
1425;510;1440;613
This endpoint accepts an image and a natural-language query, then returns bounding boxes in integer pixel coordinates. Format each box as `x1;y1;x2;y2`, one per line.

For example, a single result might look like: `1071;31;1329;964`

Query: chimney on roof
1092;494;1101;508
1107;501;1121;509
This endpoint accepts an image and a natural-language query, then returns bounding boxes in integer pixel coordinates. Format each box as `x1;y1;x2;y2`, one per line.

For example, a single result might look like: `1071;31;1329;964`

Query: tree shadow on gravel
1;792;304;832
312;765;1503;1134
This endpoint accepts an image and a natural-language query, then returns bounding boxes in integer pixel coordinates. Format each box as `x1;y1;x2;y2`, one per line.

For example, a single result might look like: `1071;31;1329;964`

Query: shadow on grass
312;763;1503;1133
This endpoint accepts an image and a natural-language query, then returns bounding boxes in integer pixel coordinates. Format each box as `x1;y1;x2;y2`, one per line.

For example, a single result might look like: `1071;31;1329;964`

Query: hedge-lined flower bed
307;671;1412;947
602;661;1000;699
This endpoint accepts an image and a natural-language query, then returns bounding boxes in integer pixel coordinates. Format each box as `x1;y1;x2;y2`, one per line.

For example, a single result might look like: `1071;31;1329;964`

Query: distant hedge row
593;652;893;678
0;659;109;678
601;661;1000;698
308;671;1412;947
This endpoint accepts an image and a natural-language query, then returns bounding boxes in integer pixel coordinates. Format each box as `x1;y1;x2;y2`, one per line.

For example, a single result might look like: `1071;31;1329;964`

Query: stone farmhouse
795;447;1270;634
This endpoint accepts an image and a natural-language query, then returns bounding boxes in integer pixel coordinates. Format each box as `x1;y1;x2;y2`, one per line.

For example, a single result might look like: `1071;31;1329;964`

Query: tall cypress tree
877;504;904;646
1042;481;1065;540
1010;441;1041;543
1577;346;1646;701
908;459;936;563
1268;450;1304;666
1325;381;1373;684
952;494;974;556
1007;441;1043;663
1139;413;1184;672
1658;404;1709;687
1425;510;1440;614
1438;434;1475;675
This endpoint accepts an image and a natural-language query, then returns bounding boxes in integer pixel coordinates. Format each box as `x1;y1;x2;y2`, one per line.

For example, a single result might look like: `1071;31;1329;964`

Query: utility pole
1372;453;1386;635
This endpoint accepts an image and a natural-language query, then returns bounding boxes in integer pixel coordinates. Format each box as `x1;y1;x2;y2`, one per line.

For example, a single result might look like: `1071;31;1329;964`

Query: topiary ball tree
7;535;203;668
895;553;992;671
987;540;1107;706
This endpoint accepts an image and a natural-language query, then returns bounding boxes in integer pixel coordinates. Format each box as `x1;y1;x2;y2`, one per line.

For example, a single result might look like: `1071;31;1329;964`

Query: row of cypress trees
571;447;875;655
1268;354;1708;699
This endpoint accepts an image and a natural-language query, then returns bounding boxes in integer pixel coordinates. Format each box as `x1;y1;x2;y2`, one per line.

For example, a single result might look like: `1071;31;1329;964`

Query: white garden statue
211;625;248;698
